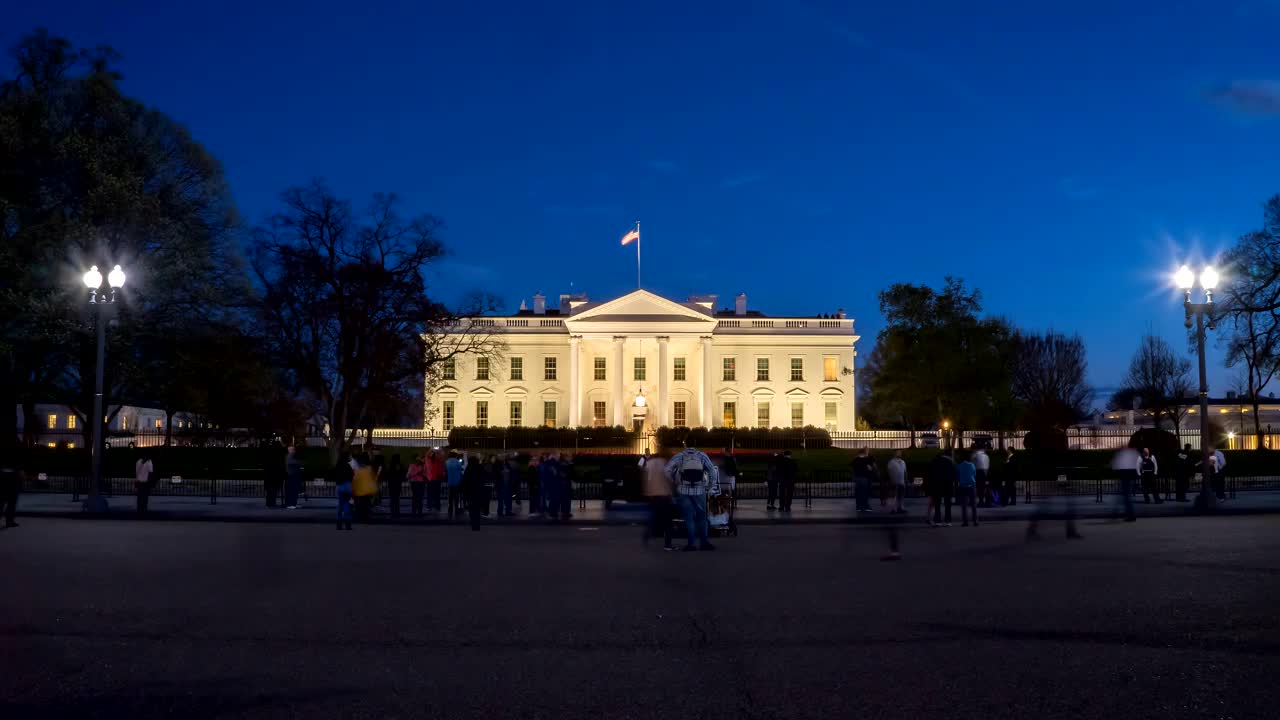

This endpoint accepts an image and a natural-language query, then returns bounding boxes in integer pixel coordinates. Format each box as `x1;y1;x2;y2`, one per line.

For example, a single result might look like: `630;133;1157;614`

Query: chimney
533;293;546;315
559;294;572;314
735;293;747;316
836;308;847;319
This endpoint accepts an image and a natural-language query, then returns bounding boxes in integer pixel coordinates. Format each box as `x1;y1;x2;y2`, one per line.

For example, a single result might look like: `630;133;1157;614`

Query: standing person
134;453;155;517
972;447;991;507
720;447;739;494
642;452;674;549
926;451;955;527
464;454;486;531
1212;448;1227;501
0;443;22;529
493;455;511;517
284;444;304;510
526;454;542;517
851;448;877;513
1112;448;1139;522
559;453;576;519
665;445;721;551
1139;448;1161;504
384;454;405;518
886;450;908;514
540;453;561;520
333;451;354;531
445;452;464;519
265;441;286;509
956;453;978;526
352;453;378;523
777;450;798;512
426;450;446;512
766;452;780;510
1002;448;1018;506
407;454;425;516
1175;443;1193;502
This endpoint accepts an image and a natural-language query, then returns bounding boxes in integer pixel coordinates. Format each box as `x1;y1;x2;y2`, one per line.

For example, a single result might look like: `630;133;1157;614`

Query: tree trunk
21;399;36;448
0;354;18;448
164;409;174;448
1253;398;1264;449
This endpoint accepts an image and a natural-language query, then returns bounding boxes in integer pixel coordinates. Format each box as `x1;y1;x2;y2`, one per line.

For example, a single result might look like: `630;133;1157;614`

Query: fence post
72;476;80;503
1096;476;1102;503
211;477;217;505
805;474;813;508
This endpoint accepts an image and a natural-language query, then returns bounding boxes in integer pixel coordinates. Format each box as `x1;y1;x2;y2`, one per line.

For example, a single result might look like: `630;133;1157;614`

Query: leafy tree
1113;335;1194;432
861;278;1014;434
0;29;242;444
252;180;500;461
1009;330;1092;431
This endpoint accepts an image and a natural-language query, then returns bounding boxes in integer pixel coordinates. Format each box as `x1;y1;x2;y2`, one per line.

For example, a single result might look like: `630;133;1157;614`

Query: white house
425;289;859;433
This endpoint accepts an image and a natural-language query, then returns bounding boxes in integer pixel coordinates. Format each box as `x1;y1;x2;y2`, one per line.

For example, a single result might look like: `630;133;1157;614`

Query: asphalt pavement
2;516;1278;719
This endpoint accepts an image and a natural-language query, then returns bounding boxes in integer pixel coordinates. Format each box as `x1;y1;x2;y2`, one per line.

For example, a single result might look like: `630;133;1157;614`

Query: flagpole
635;221;641;289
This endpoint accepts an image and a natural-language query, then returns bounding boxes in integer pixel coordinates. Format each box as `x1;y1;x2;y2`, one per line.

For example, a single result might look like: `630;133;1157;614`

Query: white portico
427;290;859;433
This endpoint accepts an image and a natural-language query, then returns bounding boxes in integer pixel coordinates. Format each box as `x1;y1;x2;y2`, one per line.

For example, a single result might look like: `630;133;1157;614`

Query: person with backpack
956;453;979;526
1139;447;1161;504
665;445;721;552
134;453;156;517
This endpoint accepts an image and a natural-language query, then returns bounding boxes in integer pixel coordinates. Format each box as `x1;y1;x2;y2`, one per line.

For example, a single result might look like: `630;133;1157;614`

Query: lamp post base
81;495;110;514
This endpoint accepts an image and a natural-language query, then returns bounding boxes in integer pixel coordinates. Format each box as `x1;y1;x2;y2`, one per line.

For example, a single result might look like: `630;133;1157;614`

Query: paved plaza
2;515;1278;719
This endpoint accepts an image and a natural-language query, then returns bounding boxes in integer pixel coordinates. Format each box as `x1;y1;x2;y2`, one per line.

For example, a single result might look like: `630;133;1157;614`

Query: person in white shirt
886;450;908;514
134;455;155;516
972;448;991;506
1212;449;1227;500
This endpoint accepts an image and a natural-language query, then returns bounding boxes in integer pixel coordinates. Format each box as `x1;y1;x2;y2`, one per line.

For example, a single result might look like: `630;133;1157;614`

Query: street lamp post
1176;264;1218;512
82;264;126;513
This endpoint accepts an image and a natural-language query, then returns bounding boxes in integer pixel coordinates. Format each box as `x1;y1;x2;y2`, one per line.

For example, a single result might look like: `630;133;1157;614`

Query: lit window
120;416;128;430
442;401;455;431
823;356;839;382
790;358;804;382
722;357;736;382
543;401;557;428
442;357;456;381
673;401;687;428
154;419;162;429
634;357;646;381
47;442;56;448
67;415;77;430
791;402;804;428
594;357;607;381
757;404;770;428
476;357;490;381
825;402;838;431
476;401;489;428
66;442;75;449
593;401;607;427
757;357;770;382
673;357;686;381
510;356;523;381
544;357;557;381
509;401;522;426
47;414;57;429
723;402;736;428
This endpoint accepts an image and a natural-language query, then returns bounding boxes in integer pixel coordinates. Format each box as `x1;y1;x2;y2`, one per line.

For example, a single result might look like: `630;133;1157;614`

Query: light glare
107;264;126;289
1199;266;1219;291
82;266;102;289
1174;265;1195;290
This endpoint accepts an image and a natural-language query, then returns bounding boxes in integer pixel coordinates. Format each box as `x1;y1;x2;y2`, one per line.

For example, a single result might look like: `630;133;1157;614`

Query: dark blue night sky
6;0;1278;395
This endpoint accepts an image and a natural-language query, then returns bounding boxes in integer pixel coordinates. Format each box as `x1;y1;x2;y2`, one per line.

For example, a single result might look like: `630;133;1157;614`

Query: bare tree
1009;330;1092;430
1116;335;1194;433
1221;306;1280;446
252;180;501;462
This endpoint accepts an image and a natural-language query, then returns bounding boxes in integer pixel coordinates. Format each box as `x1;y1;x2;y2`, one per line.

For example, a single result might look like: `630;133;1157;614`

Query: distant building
425;289;860;433
1101;394;1280;449
16;404;202;448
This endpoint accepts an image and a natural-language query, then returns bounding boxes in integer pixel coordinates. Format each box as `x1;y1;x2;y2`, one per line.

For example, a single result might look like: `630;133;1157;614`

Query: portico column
568;335;581;427
612;336;626;426
657;336;670;427
700;335;714;427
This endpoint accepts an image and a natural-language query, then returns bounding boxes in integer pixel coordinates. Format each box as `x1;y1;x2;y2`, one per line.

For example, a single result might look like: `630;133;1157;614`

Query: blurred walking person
426;449;446;512
1002;448;1018;506
1139;447;1162;504
265;440;286;508
956;453;978;526
851;447;877;513
886;449;907;514
1212;448;1227;501
541;453;563;520
766;452;780;510
1;443;24;529
464;454;486;531
777;450;798;512
559;453;576;519
333;451;354;531
526;454;543;516
407;454;426;516
1174;443;1193;502
972;447;991;507
284;444;304;509
1113;447;1139;522
720;447;739;493
642;452;674;549
383;454;405;518
495;454;515;517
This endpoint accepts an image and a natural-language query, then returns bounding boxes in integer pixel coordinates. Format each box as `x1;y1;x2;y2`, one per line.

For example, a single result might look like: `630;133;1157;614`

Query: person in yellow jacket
352;452;379;523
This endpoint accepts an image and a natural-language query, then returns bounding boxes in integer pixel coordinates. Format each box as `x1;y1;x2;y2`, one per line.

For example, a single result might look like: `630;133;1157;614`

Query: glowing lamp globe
1174;265;1195;291
107;264;126;289
1199;266;1219;291
83;266;103;289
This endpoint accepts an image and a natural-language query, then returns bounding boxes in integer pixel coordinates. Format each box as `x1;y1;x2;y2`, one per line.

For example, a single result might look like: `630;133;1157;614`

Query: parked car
919;432;940;449
970;433;994;450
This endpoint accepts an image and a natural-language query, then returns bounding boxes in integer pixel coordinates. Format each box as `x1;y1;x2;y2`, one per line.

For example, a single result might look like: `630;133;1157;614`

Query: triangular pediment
565;290;715;325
